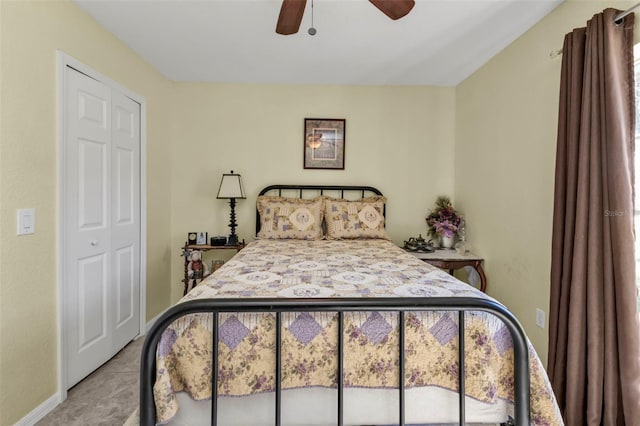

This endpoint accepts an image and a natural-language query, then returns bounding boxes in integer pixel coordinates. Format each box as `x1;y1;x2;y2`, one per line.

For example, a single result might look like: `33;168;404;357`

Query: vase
441;235;455;249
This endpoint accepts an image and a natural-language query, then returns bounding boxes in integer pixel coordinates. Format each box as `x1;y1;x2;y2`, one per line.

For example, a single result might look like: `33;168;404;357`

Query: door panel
78;138;107;229
115;245;134;327
77;89;108;129
77;254;108;351
115;147;134;225
64;67;140;388
66;69;113;387
110;89;140;350
114;104;134;137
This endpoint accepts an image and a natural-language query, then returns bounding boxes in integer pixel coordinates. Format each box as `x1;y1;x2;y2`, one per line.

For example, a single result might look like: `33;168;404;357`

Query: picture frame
304;118;345;170
196;232;208;245
188;232;198;245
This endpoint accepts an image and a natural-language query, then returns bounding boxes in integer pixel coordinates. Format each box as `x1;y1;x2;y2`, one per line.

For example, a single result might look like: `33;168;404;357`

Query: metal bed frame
140;297;530;425
139;185;531;425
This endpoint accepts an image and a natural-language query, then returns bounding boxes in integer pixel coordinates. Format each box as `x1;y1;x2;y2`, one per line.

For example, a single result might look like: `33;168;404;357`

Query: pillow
257;195;324;240
324;196;390;240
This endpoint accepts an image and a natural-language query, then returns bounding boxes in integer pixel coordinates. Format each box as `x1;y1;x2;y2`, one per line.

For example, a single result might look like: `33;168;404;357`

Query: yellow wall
0;2;456;422
455;0;640;366
0;1;174;424
169;83;456;301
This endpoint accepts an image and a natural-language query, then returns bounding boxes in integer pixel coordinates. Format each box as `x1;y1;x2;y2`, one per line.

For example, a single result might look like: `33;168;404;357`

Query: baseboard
14;310;166;426
14;393;61;426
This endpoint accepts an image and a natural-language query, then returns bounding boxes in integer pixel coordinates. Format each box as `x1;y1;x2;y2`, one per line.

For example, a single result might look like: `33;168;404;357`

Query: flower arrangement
426;196;463;239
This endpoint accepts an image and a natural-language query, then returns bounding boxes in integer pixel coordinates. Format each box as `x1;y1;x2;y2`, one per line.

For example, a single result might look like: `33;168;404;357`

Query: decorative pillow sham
257;196;324;240
324;196;390;240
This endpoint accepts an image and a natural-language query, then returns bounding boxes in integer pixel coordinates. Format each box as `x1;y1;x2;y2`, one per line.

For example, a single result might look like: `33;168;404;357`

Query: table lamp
216;170;245;246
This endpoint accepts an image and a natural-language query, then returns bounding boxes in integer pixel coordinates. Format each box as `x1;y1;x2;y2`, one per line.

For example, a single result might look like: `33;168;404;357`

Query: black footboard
140;297;531;426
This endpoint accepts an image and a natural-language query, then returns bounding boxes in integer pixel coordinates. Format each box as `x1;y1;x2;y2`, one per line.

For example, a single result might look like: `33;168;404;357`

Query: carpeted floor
36;338;143;426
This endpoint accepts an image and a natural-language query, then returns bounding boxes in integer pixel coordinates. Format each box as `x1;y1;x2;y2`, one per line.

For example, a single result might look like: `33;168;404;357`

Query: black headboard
256;185;384;234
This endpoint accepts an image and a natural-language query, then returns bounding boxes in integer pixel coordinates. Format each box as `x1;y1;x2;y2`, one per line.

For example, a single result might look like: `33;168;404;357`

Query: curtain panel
548;8;640;425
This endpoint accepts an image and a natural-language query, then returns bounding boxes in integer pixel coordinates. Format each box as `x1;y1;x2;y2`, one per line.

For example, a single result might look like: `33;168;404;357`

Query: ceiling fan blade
369;0;415;20
276;0;307;35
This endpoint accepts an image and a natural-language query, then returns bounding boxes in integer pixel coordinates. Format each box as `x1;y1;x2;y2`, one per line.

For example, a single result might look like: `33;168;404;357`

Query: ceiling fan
275;0;415;35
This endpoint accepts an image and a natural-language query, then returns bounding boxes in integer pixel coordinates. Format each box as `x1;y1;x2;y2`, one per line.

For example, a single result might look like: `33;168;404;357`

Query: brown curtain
548;8;640;425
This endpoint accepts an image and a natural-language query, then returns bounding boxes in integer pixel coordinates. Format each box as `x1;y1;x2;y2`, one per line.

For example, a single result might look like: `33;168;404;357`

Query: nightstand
181;240;244;295
406;249;487;293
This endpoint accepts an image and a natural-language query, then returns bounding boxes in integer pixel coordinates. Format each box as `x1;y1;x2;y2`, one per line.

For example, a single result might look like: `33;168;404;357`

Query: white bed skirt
168;386;510;425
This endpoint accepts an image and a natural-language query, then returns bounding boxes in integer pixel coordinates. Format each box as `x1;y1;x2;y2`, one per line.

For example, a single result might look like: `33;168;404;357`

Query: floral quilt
153;239;563;425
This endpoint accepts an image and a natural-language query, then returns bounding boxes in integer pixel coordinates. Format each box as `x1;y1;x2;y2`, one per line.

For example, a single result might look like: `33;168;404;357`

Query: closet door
110;89;141;352
64;66;140;388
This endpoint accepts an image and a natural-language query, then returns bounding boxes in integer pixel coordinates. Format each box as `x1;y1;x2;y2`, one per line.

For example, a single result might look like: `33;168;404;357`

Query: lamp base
226;197;240;247
227;234;239;246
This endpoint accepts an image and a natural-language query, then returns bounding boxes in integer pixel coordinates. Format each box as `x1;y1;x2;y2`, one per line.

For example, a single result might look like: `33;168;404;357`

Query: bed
140;185;563;425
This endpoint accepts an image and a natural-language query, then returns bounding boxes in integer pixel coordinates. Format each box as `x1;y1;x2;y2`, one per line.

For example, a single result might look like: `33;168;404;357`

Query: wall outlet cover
535;308;545;328
17;208;35;235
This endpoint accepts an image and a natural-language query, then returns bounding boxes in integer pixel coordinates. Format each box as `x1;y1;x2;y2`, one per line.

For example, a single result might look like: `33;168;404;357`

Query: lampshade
216;171;246;199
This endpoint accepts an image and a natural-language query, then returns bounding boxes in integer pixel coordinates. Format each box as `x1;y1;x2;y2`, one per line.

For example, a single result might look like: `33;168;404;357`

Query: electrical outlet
536;308;545;328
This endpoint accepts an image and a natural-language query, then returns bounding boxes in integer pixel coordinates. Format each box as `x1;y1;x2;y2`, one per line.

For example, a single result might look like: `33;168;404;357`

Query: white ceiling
74;0;564;86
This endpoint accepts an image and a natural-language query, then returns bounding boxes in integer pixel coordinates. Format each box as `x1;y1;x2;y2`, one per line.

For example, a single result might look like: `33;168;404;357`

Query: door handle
90;240;99;246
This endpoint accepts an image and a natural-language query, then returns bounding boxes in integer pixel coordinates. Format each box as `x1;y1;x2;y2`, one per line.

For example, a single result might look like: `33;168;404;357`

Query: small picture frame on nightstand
187;232;198;245
196;232;208;245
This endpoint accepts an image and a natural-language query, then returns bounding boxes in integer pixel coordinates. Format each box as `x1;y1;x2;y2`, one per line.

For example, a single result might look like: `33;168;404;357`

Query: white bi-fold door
63;66;141;388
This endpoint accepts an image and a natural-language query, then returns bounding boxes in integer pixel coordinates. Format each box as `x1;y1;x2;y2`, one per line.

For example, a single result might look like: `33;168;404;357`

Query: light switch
17;208;35;235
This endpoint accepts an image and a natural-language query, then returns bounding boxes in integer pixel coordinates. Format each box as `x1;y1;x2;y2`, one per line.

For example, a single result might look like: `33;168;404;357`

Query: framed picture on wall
196;232;208;245
304;118;345;170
